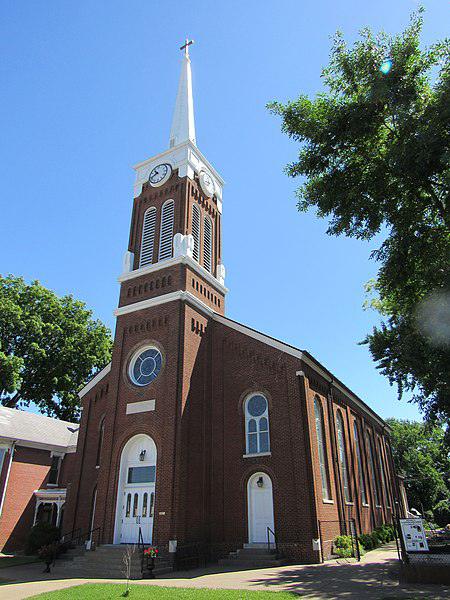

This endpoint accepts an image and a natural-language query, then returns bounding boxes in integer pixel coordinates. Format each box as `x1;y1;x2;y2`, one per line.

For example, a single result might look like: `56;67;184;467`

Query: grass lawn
29;584;299;599
0;555;39;568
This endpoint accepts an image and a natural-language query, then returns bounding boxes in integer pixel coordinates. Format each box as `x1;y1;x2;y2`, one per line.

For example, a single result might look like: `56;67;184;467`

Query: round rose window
129;347;162;386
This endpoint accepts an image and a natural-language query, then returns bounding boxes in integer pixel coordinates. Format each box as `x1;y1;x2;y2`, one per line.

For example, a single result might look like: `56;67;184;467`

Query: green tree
387;418;450;523
0;275;112;421
269;9;450;423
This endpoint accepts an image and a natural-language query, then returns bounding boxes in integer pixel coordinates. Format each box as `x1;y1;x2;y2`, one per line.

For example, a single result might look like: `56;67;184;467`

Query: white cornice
118;254;228;295
78;363;112;399
132;140;224;210
114;290;214;318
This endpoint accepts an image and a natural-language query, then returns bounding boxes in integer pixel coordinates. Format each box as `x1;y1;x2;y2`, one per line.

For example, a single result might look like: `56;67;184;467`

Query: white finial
169;39;196;148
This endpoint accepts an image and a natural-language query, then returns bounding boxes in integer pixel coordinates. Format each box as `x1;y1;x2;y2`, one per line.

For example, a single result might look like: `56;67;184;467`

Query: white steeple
169;39;196;148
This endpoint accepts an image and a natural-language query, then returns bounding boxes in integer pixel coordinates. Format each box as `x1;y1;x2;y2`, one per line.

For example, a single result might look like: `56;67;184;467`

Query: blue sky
1;1;447;422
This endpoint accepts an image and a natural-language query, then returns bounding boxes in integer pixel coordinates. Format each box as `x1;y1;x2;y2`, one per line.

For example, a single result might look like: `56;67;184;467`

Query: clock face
200;170;215;196
149;163;171;186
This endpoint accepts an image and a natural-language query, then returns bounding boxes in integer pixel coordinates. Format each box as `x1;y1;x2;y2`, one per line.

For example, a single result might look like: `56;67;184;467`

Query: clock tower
117;39;226;319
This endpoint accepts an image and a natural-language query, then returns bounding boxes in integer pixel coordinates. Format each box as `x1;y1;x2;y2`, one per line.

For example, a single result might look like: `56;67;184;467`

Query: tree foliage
387;418;450;524
269;10;449;422
0;275;112;421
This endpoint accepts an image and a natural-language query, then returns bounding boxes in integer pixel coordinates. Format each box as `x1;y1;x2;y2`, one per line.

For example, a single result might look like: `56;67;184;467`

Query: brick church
61;42;405;566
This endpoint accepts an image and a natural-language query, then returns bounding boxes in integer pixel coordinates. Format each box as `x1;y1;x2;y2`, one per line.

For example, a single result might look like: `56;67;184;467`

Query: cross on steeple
180;38;194;57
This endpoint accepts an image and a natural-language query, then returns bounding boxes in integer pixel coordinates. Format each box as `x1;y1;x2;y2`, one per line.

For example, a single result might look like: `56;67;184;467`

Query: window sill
345;502;354;506
362;503;370;508
375;505;382;509
95;465;100;469
322;499;334;504
243;452;271;459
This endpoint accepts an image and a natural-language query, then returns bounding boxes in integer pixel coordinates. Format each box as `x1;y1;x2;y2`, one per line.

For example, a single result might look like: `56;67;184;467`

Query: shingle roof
0;406;79;452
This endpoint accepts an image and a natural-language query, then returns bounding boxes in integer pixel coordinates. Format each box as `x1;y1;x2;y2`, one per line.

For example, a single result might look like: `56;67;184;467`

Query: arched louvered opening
192;204;200;262
158;200;174;262
139;207;157;267
203;215;213;273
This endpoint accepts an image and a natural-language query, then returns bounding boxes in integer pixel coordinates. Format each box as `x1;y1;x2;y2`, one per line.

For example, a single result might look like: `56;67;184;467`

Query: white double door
121;486;155;544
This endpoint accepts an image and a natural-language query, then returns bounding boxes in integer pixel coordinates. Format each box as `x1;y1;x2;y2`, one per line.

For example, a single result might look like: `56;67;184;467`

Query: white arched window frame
354;421;368;505
336;410;351;502
245;394;270;455
192;204;200;262
158;199;175;262
203;215;213;273
314;397;331;501
139;207;157;267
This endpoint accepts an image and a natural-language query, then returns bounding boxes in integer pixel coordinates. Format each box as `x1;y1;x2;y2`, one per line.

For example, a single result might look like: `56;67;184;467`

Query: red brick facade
62;167;403;565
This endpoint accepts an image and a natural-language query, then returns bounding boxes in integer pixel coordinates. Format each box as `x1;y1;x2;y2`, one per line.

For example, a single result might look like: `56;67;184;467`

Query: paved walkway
0;543;448;599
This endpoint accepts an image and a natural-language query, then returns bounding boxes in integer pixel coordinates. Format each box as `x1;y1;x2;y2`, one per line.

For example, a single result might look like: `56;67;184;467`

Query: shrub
26;522;60;555
359;533;375;550
332;535;363;558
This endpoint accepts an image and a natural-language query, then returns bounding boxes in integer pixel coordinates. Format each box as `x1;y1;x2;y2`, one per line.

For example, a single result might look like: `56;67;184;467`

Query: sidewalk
0;543;448;600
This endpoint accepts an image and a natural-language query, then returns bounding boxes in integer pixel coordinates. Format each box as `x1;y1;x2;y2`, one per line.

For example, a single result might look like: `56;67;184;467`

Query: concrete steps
218;545;287;569
54;544;172;579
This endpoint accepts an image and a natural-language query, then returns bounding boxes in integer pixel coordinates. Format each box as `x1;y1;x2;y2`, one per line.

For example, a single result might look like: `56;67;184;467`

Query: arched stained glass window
354;421;368;505
314;398;331;500
245;394;270;455
336;411;351;502
366;431;381;506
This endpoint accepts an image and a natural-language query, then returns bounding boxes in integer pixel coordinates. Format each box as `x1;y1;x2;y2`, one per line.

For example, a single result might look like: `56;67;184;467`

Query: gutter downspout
0;441;16;517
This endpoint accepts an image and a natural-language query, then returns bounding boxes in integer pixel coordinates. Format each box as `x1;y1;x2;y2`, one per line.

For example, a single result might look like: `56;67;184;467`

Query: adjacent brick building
0;407;78;552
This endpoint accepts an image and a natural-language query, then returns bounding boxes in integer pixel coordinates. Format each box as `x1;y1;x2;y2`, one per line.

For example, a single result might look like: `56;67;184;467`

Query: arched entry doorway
247;472;275;544
114;434;157;544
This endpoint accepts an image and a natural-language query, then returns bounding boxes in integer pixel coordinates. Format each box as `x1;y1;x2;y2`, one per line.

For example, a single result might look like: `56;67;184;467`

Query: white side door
248;473;275;543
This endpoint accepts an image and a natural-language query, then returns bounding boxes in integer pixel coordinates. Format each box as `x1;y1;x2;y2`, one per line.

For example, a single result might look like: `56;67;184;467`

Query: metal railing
138;527;145;574
59;525;102;550
267;526;278;554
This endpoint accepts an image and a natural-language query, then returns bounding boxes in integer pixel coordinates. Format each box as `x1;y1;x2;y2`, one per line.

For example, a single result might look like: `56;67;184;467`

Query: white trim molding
132;140;224;211
78;363;112;399
114;290;214;318
118;253;228;295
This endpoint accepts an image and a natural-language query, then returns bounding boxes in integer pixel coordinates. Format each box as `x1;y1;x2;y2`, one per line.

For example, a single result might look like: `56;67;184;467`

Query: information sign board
399;518;429;552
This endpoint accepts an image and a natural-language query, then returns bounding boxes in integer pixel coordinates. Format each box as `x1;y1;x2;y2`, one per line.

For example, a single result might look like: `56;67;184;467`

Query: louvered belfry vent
192;204;200;262
158;200;175;262
139;207;157;267
203;216;213;273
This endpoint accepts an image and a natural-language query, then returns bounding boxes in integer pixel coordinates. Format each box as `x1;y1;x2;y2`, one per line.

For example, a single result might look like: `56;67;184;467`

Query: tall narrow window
377;438;390;507
354;421;368;505
139;207;157;267
192;204;200;262
245;394;270;455
132;493;139;517
203;215;213;273
314;398;331;500
366;431;380;506
336;411;351;502
158;200;174;261
96;418;105;467
125;493;131;517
